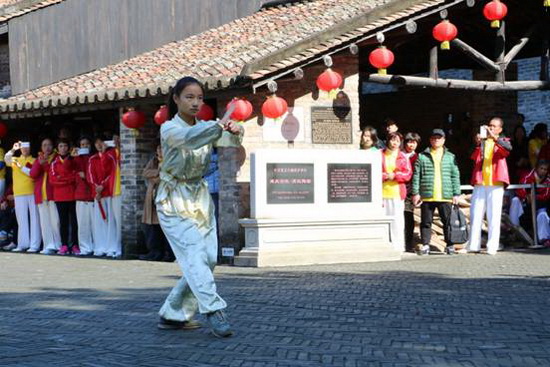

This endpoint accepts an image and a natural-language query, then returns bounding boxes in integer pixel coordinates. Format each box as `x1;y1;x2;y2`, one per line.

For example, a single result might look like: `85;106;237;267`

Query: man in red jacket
509;160;550;246
468;117;512;255
88;136;116;257
50;138;79;255
73;136;95;256
30;137;61;254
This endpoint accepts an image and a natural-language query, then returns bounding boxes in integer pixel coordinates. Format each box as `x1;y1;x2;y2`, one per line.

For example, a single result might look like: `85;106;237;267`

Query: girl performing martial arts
156;76;242;338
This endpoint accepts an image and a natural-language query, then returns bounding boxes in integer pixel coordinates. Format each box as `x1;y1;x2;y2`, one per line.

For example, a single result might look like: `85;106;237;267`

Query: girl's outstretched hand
225;120;242;135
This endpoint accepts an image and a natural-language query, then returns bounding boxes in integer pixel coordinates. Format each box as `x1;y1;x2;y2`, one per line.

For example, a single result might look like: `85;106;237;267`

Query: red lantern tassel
491;20;500;28
378;68;387;76
440;41;450;50
545;0;550;6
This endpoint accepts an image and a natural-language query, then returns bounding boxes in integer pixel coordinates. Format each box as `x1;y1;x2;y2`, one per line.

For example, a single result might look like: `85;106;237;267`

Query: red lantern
483;0;508;28
154;105;169;125
433;20;458;50
0;122;7;138
122;109;146;130
196;104;215;121
369;46;395;75
227;98;253;122
316;69;343;98
262;95;288;119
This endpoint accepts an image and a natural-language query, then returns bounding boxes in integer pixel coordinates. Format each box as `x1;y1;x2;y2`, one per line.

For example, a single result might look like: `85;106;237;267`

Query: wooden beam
495;21;506;82
503;25;536;66
451;38;499;72
429;46;438;79
365;74;550;91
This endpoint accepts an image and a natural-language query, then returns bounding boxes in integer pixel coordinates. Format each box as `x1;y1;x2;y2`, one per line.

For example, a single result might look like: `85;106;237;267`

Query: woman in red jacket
382;132;412;252
30;137;61;254
49;138;78;255
73;136;95;256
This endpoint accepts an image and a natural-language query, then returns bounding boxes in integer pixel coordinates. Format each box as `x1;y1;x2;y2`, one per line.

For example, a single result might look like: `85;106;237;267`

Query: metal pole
529;182;544;248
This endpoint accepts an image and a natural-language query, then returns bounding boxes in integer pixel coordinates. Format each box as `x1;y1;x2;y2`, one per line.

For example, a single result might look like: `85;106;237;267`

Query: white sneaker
12;247;27;252
3;243;16;251
26;248;39;253
40;249;56;255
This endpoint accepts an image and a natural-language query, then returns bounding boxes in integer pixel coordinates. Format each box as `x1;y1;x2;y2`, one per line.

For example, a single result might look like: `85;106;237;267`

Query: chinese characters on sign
327;164;371;203
266;163;314;204
311;106;352;144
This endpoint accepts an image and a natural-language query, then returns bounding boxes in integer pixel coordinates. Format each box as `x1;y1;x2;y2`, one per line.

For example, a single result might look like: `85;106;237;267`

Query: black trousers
420;201;452;247
56;201;78;247
404;210;415;252
142;223;173;258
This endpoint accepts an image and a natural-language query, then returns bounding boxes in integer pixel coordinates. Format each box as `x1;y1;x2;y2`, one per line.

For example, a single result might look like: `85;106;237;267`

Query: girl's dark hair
94;135;106;143
404;132;421;144
57;138;71;147
167;76;205;119
79;135;92;144
384;117;397;127
537;159;550;168
361;126;379;145
529;122;548;140
386;132;403;145
512;125;526;142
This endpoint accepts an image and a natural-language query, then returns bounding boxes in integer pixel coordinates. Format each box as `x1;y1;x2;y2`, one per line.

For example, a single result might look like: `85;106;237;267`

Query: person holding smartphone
468;117;512;255
73;137;95;256
5;141;41;252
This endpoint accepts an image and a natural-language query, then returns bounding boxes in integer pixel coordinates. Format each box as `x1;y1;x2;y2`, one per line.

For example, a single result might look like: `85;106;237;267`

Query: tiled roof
0;0;65;22
0;0;459;113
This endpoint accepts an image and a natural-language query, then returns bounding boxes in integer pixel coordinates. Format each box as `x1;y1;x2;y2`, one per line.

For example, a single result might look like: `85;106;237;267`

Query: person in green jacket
412;129;461;255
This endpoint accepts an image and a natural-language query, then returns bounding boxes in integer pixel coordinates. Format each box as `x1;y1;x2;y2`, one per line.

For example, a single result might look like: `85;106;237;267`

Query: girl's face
514;127;525;140
361;131;373;148
80;139;91;149
58;142;69;156
537;164;549;179
41;139;53;155
405;140;417;153
156;145;162;159
95;139;105;153
173;84;204;117
388;136;401;151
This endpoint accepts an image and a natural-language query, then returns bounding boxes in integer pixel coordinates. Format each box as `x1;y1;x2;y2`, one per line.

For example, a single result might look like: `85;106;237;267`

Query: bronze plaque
327;163;371;203
311;106;352;144
266;163;314;204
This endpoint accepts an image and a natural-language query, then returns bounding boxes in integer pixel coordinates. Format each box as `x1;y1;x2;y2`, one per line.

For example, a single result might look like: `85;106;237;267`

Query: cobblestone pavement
1;250;550;367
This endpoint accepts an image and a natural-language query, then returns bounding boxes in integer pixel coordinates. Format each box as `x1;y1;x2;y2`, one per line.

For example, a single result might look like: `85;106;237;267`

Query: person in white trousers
468;117;512;255
156;76;241;338
104;140;121;258
73;137;95;255
5;141;41;252
87;136;116;257
381;132;412;252
509;160;550;246
30;138;62;254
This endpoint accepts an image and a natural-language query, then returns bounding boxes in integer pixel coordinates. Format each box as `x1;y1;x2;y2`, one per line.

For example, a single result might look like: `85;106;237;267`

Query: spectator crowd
360;116;550;255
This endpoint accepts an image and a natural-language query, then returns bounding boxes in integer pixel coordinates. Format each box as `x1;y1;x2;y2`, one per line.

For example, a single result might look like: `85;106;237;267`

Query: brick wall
516;57;550;133
120;106;159;257
216;53;361;256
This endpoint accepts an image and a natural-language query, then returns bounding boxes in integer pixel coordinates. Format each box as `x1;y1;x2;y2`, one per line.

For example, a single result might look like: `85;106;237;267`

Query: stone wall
120;106;159;257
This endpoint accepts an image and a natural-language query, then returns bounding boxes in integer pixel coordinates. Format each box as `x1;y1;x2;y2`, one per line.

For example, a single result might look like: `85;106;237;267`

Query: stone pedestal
235;148;400;267
236;218;400;267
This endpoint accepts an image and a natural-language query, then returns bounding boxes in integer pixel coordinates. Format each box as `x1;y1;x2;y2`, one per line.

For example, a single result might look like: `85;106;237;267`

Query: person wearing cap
5;141;41;252
468;117;512;255
412;129;461;255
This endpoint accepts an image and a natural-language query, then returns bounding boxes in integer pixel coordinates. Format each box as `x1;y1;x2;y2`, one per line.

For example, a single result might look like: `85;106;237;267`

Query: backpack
446;205;469;244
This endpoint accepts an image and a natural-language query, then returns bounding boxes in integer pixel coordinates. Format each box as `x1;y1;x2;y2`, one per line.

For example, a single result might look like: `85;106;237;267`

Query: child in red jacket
509;160;550;246
30;137;61;254
73;136;95;255
87;136;117;257
49;138;79;255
